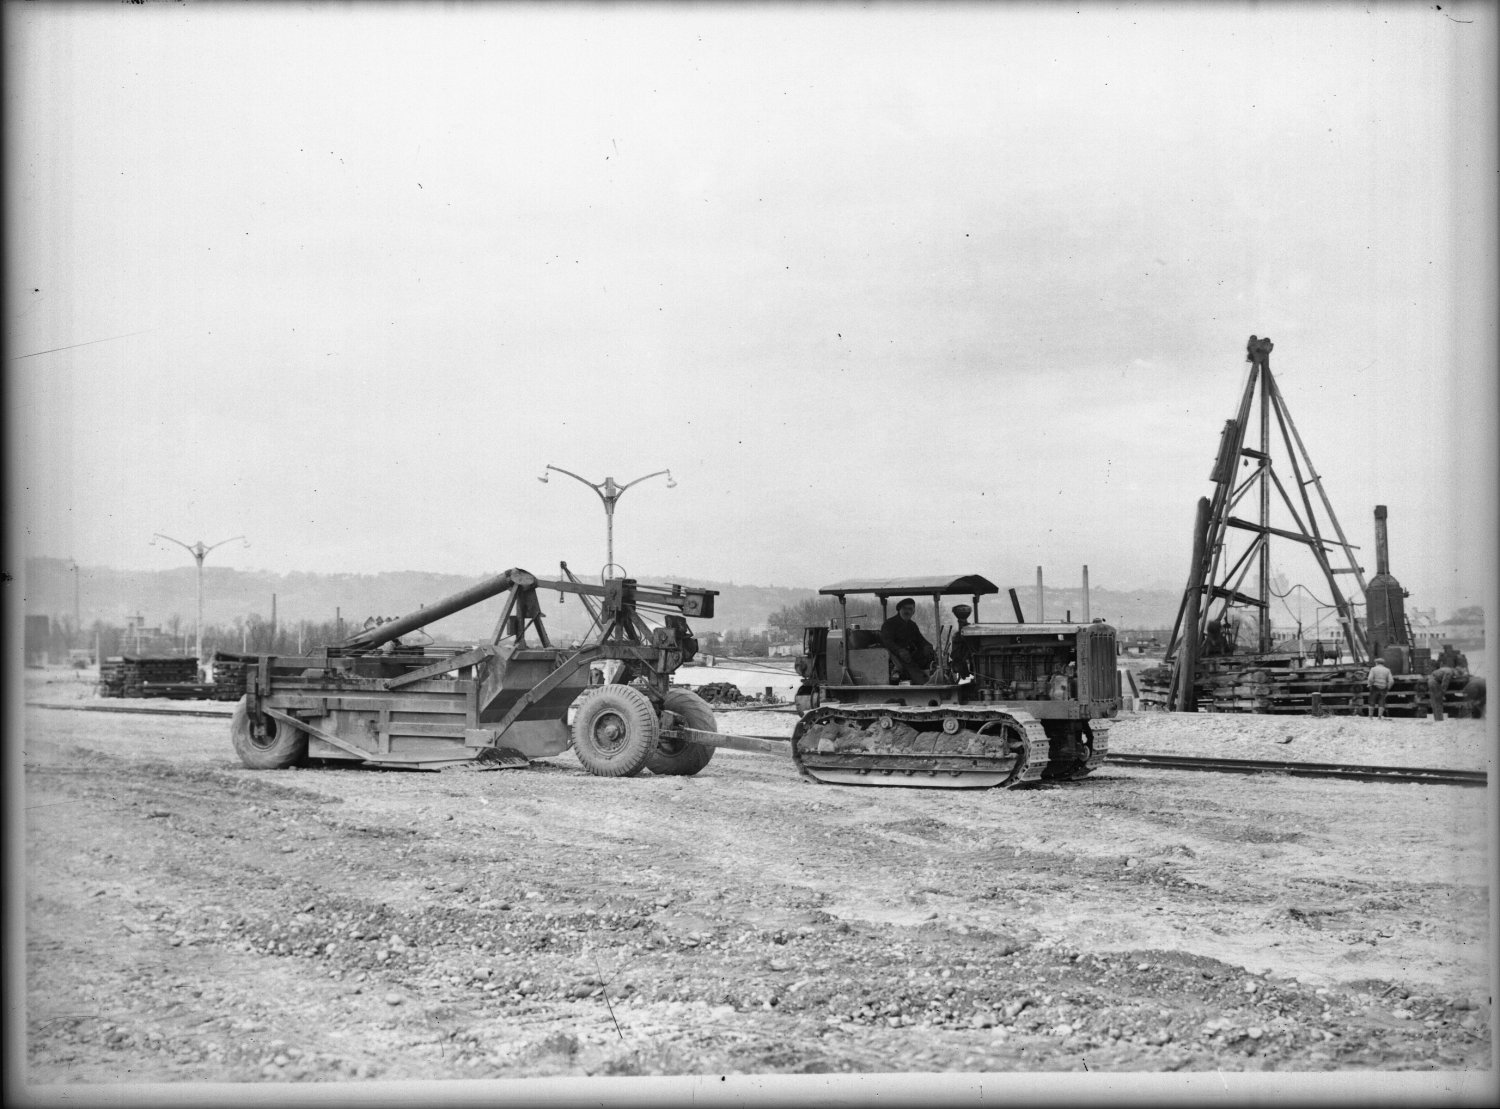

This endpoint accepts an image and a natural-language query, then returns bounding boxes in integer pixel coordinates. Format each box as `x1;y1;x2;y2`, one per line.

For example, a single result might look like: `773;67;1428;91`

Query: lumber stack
1134;660;1472;717
97;658;126;698
98;656;200;699
210;654;251;700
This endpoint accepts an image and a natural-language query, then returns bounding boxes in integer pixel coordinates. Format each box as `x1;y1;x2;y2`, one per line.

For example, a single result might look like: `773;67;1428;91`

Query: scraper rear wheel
647;688;716;776
230;697;308;770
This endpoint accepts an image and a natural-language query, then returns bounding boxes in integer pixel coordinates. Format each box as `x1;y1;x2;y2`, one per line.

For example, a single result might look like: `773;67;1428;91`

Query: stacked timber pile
98;658;127;698
1136;660;1472;717
209;652;255;701
98;656;202;699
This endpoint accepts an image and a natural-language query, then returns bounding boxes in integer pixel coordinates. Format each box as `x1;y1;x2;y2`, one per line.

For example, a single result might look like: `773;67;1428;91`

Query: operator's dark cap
897;597;916;609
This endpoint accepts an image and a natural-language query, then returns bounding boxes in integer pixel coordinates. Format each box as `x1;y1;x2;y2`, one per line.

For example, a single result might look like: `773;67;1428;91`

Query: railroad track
27;701;234;719
1107;751;1487;787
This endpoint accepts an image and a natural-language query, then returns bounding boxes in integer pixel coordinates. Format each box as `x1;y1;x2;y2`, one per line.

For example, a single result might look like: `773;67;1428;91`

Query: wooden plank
382;722;470;739
275;694;469;713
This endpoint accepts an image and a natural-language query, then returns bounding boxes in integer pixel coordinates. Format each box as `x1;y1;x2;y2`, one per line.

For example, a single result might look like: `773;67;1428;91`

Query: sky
7;1;1497;623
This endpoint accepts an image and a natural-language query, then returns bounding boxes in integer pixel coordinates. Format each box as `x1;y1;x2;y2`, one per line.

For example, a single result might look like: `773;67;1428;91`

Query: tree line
38;614;365;661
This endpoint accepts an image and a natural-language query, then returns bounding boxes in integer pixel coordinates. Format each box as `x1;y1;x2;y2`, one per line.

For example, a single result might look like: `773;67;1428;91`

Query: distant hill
20;557;1185;641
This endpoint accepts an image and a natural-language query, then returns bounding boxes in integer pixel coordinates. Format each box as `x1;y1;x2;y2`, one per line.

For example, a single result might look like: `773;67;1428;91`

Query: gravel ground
1108;712;1492;771
18;666;1496;1096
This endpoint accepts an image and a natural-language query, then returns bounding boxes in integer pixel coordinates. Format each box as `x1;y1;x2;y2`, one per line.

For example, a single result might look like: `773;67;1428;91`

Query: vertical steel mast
1258;338;1272;654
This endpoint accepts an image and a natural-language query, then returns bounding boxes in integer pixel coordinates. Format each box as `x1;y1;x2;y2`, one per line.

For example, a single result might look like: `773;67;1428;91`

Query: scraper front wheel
570;684;658;777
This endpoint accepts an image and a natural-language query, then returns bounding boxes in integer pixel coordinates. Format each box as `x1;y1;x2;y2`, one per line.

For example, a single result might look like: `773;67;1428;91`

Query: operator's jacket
880;614;935;676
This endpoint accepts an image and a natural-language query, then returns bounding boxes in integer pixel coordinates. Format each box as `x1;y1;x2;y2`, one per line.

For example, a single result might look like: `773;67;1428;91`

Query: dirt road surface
18;670;1494;1094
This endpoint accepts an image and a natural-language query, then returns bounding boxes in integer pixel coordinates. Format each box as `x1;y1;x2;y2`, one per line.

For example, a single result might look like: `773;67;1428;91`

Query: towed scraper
231;564;752;777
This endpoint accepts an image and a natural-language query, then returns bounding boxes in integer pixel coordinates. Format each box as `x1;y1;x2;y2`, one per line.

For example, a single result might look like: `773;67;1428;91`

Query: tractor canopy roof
818;574;999;599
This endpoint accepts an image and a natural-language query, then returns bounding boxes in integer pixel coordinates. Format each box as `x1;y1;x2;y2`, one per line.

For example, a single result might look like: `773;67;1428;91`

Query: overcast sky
8;2;1496;621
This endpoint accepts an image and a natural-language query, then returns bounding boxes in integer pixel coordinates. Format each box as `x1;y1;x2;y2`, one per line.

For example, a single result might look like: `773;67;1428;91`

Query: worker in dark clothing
1427;665;1457;722
1460;674;1485;719
950;604;973;679
1203;619;1234;657
881;597;935;684
1437;644;1460;670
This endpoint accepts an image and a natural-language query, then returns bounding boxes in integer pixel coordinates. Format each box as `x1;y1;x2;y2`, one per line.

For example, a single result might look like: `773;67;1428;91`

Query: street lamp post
152;533;249;678
538;465;675;580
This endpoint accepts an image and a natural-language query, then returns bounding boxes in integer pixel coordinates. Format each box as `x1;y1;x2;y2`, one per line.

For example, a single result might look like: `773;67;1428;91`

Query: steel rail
27;701;235;718
1106;751;1486;787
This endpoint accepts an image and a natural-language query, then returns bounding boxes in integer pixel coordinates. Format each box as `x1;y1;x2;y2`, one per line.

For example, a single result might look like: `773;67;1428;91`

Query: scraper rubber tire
570;684;658;777
647;689;716;776
230;697;308;770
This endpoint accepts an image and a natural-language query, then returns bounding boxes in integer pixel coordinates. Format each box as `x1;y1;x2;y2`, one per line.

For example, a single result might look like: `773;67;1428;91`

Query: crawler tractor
791;576;1119;788
230;565;729;777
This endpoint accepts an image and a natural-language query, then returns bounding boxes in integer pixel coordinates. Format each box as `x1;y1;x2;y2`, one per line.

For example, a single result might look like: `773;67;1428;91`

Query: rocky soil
19;667;1494;1091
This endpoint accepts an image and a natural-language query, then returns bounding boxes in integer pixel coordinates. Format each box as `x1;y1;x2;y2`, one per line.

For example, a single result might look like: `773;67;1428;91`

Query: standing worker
1365;657;1395;718
881;598;936;684
1427;664;1457;722
950;604;973;679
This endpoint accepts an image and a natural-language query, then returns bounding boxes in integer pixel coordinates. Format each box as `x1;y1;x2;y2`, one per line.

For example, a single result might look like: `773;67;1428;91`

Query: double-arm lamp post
538;465;674;580
152;533;249;675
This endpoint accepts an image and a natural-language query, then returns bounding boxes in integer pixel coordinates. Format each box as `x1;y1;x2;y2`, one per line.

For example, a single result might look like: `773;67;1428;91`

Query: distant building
1412;623;1485;650
24;615;50;666
120;613;183;657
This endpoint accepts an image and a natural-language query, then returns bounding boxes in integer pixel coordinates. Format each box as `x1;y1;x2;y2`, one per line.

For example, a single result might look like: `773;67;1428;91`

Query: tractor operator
881;597;936;684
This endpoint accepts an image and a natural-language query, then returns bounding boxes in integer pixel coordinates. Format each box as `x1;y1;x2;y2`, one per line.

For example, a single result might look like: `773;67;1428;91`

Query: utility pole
151;533;248;678
539;465;675;580
70;560;81;648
